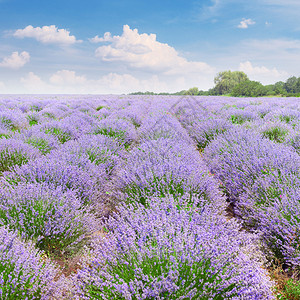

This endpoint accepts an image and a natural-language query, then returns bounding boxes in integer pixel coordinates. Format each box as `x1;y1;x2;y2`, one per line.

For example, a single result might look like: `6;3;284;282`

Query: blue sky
0;0;299;93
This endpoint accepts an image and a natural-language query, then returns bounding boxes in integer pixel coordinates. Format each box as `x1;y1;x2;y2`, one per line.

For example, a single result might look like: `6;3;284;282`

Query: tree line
129;71;300;97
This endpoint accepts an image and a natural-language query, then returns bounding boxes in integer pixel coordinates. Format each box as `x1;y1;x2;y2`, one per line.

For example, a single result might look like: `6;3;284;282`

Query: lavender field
1;94;300;299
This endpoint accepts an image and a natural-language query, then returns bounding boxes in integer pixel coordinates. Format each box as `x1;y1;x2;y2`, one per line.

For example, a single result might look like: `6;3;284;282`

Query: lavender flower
187;118;233;150
116;138;226;212
92;117;137;147
0;183;97;256
54;134;123;175
0;226;59;299
2;155;103;205
15;129;61;154
204;127;300;201
74;196;275;299
0;109;28;131
139;113;193;144
0;138;41;174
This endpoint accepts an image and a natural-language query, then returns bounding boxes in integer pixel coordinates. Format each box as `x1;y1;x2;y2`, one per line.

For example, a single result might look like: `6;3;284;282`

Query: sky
0;0;299;94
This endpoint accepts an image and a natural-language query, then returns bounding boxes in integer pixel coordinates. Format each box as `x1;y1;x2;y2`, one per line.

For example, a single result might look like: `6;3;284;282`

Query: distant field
1;95;300;299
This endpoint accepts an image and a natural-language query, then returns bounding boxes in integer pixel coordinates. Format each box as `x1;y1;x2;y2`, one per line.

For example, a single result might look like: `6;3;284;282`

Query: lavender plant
16;129;61;155
74;196;275;299
243;120;293;144
187;118;233;150
116;138;226;212
204;127;300;201
2;156;102;205
40;119;82;143
92;117;137;147
265;108;300;127
0;109;28;131
0;138;40;174
0;183;95;256
56;134;123;175
139;113;192;143
0;226;59;299
26;111;40;126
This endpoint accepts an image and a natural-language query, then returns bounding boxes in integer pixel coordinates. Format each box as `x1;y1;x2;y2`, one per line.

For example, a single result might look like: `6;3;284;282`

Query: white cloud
239;61;289;83
49;70;87;85
89;32;112;43
21;72;50;93
237;18;255;29
0;51;30;69
19;69;212;94
14;25;79;45
94;25;214;75
20;70;153;94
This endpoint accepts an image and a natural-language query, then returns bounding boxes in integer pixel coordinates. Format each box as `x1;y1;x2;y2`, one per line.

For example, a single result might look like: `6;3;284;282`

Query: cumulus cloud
21;72;50;93
94;25;214;75
19;69;202;94
89;32;112;43
238;18;255;29
14;25;79;45
49;70;87;85
239;61;289;83
0;51;30;69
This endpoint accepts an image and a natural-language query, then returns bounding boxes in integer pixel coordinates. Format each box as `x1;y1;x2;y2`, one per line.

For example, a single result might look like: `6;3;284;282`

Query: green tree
231;80;268;97
284;76;300;94
213;71;249;95
184;87;200;95
273;81;287;95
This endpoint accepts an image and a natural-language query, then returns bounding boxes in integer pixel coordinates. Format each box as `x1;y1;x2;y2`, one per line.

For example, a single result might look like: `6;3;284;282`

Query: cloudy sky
0;0;299;94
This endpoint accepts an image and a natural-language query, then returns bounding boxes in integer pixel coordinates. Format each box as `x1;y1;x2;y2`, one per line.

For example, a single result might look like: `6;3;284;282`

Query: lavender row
0;98;147;298
72;102;275;299
173;97;300;273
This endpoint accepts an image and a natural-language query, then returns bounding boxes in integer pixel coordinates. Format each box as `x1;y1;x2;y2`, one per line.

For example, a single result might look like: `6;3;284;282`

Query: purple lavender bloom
1;155;104;205
243;119;294;144
0;127;12;139
0;109;29;131
0;138;41;174
187;118;233;150
109;103;147;128
204;127;300;201
171;98;209;127
224;107;259;125
116;138;226;212
286;129;300;154
39;119;81;143
15;129;61;155
0;226;60;299
92;117;137;147
245;189;300;269
74;196;275;299
139;113;193;144
265;108;300;125
55;134;123;175
37;105;70;121
204;126;300;269
26;111;40;126
29;102;47;112
61;111;98;134
0;183;97;256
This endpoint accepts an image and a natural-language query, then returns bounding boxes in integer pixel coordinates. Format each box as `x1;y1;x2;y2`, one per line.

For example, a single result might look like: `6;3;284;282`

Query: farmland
0;94;300;299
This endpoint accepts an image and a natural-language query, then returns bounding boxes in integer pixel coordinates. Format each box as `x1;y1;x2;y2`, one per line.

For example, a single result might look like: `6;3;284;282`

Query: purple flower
0;138;41;174
74;196;275;299
0;226;60;299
